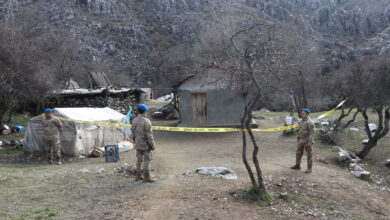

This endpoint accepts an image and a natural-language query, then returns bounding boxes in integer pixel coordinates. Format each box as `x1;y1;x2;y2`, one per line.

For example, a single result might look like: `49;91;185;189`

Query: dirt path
79;118;390;219
1;117;390;219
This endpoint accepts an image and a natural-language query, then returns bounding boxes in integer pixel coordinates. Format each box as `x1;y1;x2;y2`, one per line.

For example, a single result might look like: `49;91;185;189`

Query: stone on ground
349;127;359;132
79;168;89;173
386;159;390;167
351;170;371;181
368;123;377;132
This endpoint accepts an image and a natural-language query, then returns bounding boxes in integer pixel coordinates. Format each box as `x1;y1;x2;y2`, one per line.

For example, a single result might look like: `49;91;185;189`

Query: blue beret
289;91;294;94
44;108;52;113
138;104;148;111
302;108;310;114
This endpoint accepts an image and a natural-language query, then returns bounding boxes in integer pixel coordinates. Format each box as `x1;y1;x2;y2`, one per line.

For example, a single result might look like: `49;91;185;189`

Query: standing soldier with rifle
288;91;296;117
42;108;63;165
290;108;315;173
132;104;156;182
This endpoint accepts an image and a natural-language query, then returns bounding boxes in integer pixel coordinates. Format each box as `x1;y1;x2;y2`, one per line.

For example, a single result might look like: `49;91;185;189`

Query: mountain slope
1;0;389;86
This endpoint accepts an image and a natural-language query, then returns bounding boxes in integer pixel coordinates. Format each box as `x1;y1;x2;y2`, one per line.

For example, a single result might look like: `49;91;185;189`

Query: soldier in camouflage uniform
42;108;63;165
132;104;156;182
291;108;315;173
288;91;296;117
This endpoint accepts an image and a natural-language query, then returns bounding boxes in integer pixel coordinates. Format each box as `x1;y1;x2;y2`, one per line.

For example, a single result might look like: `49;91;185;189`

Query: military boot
135;172;143;181
305;166;312;173
290;164;301;170
143;173;156;183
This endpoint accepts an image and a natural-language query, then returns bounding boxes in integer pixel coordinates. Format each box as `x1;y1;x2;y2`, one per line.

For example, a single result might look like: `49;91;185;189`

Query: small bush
242;186;274;206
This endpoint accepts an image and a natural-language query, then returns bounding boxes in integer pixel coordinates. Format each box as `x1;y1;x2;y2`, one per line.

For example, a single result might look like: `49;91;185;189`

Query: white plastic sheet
196;167;237;179
284;116;293;125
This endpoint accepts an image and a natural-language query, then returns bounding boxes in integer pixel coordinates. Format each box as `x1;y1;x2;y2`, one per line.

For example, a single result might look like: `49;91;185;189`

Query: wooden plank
191;93;207;125
90;147;105;157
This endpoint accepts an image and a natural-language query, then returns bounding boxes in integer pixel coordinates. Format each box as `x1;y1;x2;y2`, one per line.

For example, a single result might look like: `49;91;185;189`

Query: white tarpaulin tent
24;107;126;157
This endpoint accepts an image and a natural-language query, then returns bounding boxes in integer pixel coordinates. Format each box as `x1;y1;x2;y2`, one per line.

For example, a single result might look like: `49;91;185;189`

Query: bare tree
318;104;361;146
0;6;87;122
281;20;323;115
191;9;302;193
331;56;390;158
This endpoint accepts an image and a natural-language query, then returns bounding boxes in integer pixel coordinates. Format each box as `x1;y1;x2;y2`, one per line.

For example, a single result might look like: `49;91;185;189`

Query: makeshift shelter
177;65;246;127
24;107;127;157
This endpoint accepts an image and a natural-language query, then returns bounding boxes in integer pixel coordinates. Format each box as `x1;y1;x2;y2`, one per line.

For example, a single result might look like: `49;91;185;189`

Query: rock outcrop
1;0;389;86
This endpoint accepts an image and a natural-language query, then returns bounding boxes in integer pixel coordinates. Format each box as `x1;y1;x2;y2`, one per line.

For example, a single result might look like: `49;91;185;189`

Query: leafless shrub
0;7;87;122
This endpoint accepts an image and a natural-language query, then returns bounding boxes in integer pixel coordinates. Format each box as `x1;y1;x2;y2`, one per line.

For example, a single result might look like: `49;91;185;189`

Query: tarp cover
24;107;126;157
196;167;237;179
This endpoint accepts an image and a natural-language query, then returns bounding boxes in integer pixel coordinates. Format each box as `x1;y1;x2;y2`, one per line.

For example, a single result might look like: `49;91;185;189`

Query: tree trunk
0;102;8;125
294;96;302;119
298;70;308;107
247;122;266;192
358;140;378;159
7;106;13;123
241;108;257;188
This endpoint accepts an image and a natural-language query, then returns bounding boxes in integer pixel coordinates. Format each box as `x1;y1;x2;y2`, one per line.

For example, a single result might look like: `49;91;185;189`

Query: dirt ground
1;115;390;220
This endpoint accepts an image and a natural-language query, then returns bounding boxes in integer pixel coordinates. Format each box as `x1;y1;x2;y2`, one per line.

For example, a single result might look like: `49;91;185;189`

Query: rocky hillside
1;0;389;86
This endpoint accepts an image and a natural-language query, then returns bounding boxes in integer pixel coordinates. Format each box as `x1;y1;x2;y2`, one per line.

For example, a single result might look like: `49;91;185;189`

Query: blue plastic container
14;126;24;132
105;145;120;163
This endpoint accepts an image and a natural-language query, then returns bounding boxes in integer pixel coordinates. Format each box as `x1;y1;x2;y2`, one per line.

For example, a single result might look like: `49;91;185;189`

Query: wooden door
191;93;207;125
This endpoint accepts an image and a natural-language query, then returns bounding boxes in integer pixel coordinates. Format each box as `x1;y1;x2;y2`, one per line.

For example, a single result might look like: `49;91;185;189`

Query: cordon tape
40;99;348;133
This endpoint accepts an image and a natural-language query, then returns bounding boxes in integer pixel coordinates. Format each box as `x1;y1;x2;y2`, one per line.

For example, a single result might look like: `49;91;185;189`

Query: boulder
2;140;11;146
259;108;270;112
351;170;371;181
368;123;377;132
386;159;390;167
312;119;320;125
349;127;359;132
351;157;362;163
362;139;369;144
321;121;330;126
279;192;289;201
96;168;105;173
118;163;137;174
79;168;89;173
352;164;365;172
338;148;352;162
252;113;265;120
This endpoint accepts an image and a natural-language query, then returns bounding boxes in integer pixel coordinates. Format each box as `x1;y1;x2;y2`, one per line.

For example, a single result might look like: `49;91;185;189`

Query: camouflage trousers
289;108;295;117
136;149;152;175
296;141;312;169
45;139;61;162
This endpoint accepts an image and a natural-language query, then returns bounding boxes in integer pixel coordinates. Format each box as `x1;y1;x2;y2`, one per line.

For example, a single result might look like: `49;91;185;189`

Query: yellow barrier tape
252;124;298;132
316;99;348;120
39;99;347;133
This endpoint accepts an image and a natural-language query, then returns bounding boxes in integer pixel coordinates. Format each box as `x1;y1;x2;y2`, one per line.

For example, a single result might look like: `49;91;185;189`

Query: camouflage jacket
298;117;315;144
132;114;155;150
288;94;296;110
42;116;63;141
